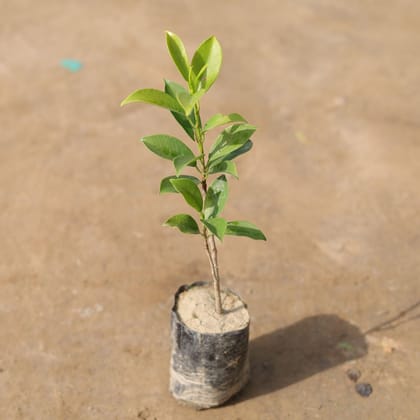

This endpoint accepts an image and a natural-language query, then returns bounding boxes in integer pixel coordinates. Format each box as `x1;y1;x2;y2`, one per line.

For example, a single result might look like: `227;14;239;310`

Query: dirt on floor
1;1;420;419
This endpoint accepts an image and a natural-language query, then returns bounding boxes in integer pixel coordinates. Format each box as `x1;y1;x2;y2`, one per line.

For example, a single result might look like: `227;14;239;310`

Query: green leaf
164;80;195;140
121;89;184;113
188;67;199;92
191;36;222;91
188;64;208;92
203;175;228;219
208;160;238;178
173;154;201;176
223;139;253;161
160;175;200;193
203;217;227;241
209;124;256;165
176;90;205;115
209;139;253;168
141;134;195;162
170;178;203;212
210;123;256;153
204;113;247;132
165;31;190;81
225;221;267;240
164;214;200;234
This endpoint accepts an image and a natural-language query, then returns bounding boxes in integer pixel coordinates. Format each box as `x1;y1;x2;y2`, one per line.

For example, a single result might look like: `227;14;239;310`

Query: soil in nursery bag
170;282;250;409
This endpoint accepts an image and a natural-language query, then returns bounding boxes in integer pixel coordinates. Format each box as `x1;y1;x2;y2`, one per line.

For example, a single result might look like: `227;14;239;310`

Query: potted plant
121;31;266;409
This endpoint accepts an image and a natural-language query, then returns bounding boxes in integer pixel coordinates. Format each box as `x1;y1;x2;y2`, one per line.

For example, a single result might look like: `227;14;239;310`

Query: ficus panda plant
121;31;266;315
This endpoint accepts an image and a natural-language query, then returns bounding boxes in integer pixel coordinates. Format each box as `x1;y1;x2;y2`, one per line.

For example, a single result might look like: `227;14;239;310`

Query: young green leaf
208;160;238;178
209;124;256;165
170;178;203;212
165;31;190;81
203;217;227;241
203;175;228;219
164;80;195;140
225;221;267;240
191;36;222;91
173;154;202;176
141;134;195;162
222;139;253;161
210;123;256;153
176;90;205;115
208;139;253;168
188;67;199;92
164;214;200;234
187;64;208;92
160;175;200;193
121;89;184;113
203;113;247;132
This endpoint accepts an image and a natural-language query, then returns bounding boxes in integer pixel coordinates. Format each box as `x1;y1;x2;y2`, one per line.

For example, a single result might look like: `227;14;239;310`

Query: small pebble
355;382;373;397
346;368;361;382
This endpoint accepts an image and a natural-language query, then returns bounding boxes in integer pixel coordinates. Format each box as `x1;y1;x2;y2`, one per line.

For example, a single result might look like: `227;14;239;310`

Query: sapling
121;31;266;315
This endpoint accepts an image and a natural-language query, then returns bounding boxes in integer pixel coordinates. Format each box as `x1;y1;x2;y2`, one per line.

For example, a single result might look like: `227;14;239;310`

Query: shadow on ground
233;314;368;403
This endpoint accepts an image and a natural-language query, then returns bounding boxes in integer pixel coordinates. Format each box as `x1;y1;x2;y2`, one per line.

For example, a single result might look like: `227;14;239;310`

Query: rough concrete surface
1;1;420;419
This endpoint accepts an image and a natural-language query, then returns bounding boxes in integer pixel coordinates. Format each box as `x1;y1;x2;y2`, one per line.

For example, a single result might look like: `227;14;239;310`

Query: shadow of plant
233;314;368;402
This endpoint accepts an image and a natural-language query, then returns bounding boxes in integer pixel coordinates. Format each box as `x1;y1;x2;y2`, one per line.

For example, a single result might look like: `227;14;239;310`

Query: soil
177;284;249;333
1;1;420;419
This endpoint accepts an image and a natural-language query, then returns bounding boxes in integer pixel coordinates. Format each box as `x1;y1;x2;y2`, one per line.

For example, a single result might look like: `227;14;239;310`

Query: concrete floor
1;1;420;419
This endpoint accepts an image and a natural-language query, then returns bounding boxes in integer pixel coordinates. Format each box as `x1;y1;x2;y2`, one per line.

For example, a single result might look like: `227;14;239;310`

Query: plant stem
204;227;223;314
201;179;223;314
193;103;223;315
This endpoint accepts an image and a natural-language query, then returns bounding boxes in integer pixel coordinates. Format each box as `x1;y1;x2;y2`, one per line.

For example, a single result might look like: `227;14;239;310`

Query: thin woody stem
209;234;223;314
193;103;223;315
204;228;223;314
